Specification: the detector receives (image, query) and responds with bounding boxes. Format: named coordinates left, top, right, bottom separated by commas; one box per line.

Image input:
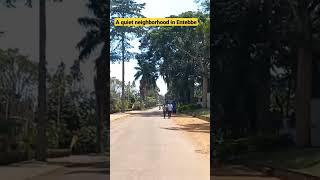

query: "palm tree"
left=77, top=0, right=109, bottom=153
left=35, top=0, right=47, bottom=161
left=134, top=58, right=158, bottom=101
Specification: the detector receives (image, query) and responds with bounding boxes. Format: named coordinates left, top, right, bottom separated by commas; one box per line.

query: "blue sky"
left=110, top=0, right=199, bottom=96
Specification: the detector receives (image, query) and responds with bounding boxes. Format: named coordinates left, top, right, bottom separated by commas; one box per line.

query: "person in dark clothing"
left=172, top=101, right=176, bottom=114
left=163, top=104, right=167, bottom=119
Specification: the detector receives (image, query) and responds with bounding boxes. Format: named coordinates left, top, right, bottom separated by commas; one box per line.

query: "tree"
left=282, top=0, right=320, bottom=147
left=0, top=49, right=37, bottom=120
left=142, top=12, right=209, bottom=105
left=3, top=0, right=63, bottom=161
left=211, top=0, right=287, bottom=135
left=134, top=53, right=159, bottom=101
left=173, top=14, right=210, bottom=107
left=47, top=62, right=73, bottom=147
left=78, top=0, right=109, bottom=153
left=211, top=0, right=320, bottom=146
left=111, top=0, right=145, bottom=112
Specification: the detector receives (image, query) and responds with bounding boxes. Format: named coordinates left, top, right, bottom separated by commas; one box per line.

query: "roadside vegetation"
left=212, top=0, right=320, bottom=176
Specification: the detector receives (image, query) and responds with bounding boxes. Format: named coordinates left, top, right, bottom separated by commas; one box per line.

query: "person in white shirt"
left=167, top=103, right=173, bottom=118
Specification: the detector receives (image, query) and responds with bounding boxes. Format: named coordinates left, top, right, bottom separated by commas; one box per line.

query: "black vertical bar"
left=210, top=0, right=214, bottom=178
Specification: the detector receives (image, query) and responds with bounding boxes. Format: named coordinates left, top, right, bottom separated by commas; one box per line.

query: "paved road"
left=213, top=165, right=281, bottom=180
left=111, top=108, right=210, bottom=180
left=29, top=108, right=280, bottom=180
left=30, top=155, right=108, bottom=180
left=31, top=165, right=108, bottom=180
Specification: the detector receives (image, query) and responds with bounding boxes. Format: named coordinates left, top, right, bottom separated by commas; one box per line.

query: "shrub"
left=72, top=126, right=97, bottom=154
left=177, top=104, right=202, bottom=113
left=111, top=100, right=121, bottom=113
left=132, top=101, right=143, bottom=110
left=145, top=97, right=157, bottom=108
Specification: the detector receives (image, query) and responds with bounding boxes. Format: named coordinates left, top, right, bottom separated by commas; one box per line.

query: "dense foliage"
left=212, top=0, right=320, bottom=150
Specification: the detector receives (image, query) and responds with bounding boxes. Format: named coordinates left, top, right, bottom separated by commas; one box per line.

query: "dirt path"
left=172, top=114, right=210, bottom=159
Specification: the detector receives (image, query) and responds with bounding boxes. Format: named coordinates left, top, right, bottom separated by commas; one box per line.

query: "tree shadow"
left=161, top=123, right=210, bottom=133
left=64, top=169, right=108, bottom=175
left=64, top=161, right=108, bottom=168
left=212, top=165, right=275, bottom=178
left=127, top=111, right=164, bottom=117
left=63, top=161, right=109, bottom=175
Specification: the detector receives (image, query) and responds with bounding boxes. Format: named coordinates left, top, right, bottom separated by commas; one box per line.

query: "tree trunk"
left=295, top=0, right=313, bottom=146
left=94, top=61, right=107, bottom=153
left=296, top=47, right=312, bottom=147
left=202, top=76, right=208, bottom=108
left=256, top=84, right=270, bottom=132
left=190, top=78, right=194, bottom=103
left=121, top=32, right=125, bottom=113
left=36, top=0, right=47, bottom=161
left=57, top=84, right=61, bottom=146
left=5, top=96, right=9, bottom=121
left=286, top=74, right=292, bottom=117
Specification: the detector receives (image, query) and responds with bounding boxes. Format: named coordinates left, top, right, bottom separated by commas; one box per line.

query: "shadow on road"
left=64, top=169, right=108, bottom=175
left=129, top=110, right=176, bottom=118
left=47, top=156, right=110, bottom=175
left=64, top=162, right=108, bottom=168
left=161, top=123, right=210, bottom=133
left=211, top=165, right=280, bottom=179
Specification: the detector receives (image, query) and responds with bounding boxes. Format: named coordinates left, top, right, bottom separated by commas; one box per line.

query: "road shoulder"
left=0, top=160, right=63, bottom=180
left=172, top=114, right=210, bottom=160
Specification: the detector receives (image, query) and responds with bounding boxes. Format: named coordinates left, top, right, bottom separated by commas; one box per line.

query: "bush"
left=132, top=101, right=143, bottom=110
left=72, top=126, right=97, bottom=154
left=247, top=134, right=289, bottom=151
left=218, top=140, right=250, bottom=161
left=111, top=100, right=132, bottom=113
left=216, top=134, right=291, bottom=161
left=145, top=97, right=157, bottom=108
left=111, top=99, right=121, bottom=113
left=177, top=104, right=202, bottom=112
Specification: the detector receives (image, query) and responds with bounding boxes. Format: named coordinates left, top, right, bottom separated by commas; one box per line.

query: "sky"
left=0, top=0, right=95, bottom=91
left=110, top=0, right=199, bottom=96
left=0, top=0, right=199, bottom=95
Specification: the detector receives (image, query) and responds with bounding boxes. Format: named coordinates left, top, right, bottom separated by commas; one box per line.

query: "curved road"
left=111, top=108, right=210, bottom=180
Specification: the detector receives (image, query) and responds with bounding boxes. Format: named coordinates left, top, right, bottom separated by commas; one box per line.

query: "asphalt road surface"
left=111, top=108, right=210, bottom=180
left=30, top=156, right=108, bottom=180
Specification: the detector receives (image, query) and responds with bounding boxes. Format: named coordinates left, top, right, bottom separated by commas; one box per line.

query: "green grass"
left=187, top=108, right=210, bottom=120
left=191, top=108, right=210, bottom=116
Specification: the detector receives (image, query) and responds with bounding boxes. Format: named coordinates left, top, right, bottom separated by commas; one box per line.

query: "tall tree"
left=134, top=53, right=159, bottom=101
left=144, top=12, right=209, bottom=105
left=288, top=0, right=320, bottom=146
left=111, top=0, right=145, bottom=112
left=2, top=0, right=63, bottom=161
left=36, top=0, right=47, bottom=161
left=0, top=49, right=37, bottom=120
left=77, top=0, right=109, bottom=153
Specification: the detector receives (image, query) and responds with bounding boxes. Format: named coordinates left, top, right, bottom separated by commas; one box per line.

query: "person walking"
left=163, top=104, right=167, bottom=119
left=167, top=103, right=173, bottom=119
